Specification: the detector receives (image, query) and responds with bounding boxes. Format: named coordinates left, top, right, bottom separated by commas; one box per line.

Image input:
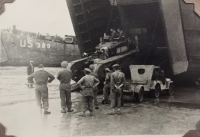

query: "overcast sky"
left=0, top=0, right=75, bottom=37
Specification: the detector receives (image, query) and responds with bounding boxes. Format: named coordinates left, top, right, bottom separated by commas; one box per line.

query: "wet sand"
left=0, top=67, right=200, bottom=137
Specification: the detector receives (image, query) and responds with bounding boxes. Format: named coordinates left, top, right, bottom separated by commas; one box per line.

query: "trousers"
left=82, top=96, right=94, bottom=112
left=59, top=83, right=72, bottom=110
left=93, top=89, right=98, bottom=107
left=103, top=83, right=110, bottom=102
left=35, top=84, right=49, bottom=110
left=110, top=90, right=122, bottom=109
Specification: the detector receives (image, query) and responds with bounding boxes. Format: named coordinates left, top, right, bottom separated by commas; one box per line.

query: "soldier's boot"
left=89, top=111, right=93, bottom=116
left=107, top=109, right=115, bottom=115
left=78, top=111, right=86, bottom=117
left=116, top=108, right=121, bottom=115
left=61, top=109, right=66, bottom=113
left=44, top=111, right=51, bottom=114
left=67, top=109, right=74, bottom=112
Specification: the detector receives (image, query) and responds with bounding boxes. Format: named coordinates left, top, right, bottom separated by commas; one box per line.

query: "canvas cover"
left=129, top=65, right=155, bottom=82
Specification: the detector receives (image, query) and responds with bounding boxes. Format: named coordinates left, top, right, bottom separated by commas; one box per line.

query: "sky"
left=0, top=0, right=75, bottom=37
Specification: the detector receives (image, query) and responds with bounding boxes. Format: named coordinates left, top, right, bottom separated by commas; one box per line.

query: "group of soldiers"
left=108, top=28, right=124, bottom=41
left=27, top=60, right=125, bottom=116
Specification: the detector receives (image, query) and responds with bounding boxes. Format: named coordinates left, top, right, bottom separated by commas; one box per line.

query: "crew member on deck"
left=110, top=28, right=117, bottom=41
left=117, top=28, right=124, bottom=40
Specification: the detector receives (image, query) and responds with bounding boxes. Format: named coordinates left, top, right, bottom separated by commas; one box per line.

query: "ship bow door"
left=160, top=0, right=188, bottom=75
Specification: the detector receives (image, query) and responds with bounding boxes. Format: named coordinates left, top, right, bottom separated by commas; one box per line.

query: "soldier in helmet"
left=77, top=68, right=100, bottom=116
left=57, top=61, right=74, bottom=113
left=108, top=64, right=125, bottom=115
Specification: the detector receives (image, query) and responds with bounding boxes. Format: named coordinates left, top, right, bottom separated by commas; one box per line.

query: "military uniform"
left=28, top=68, right=55, bottom=113
left=110, top=30, right=117, bottom=41
left=27, top=61, right=34, bottom=88
left=89, top=71, right=99, bottom=109
left=103, top=69, right=111, bottom=104
left=109, top=64, right=125, bottom=114
left=77, top=68, right=100, bottom=115
left=57, top=68, right=73, bottom=112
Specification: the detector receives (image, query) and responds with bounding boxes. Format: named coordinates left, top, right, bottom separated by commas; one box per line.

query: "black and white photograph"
left=0, top=0, right=200, bottom=137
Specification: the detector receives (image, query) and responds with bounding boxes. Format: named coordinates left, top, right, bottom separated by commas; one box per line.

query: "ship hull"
left=0, top=31, right=81, bottom=66
left=66, top=0, right=200, bottom=85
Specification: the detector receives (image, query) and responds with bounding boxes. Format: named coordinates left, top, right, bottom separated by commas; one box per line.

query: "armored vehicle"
left=66, top=0, right=200, bottom=86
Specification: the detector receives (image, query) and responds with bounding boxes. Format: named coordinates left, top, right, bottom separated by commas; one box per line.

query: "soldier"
left=102, top=68, right=111, bottom=104
left=77, top=68, right=100, bottom=116
left=117, top=28, right=124, bottom=40
left=27, top=64, right=55, bottom=114
left=89, top=64, right=99, bottom=109
left=110, top=28, right=117, bottom=41
left=108, top=64, right=125, bottom=115
left=27, top=61, right=34, bottom=88
left=57, top=61, right=74, bottom=113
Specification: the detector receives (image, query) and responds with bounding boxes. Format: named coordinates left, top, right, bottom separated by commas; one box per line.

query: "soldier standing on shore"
left=27, top=61, right=34, bottom=88
left=27, top=64, right=55, bottom=114
left=77, top=68, right=100, bottom=117
left=108, top=64, right=125, bottom=115
left=57, top=61, right=74, bottom=113
left=102, top=68, right=111, bottom=104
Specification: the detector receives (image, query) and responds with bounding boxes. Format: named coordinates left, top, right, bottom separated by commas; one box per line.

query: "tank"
left=0, top=29, right=81, bottom=66
left=66, top=0, right=200, bottom=85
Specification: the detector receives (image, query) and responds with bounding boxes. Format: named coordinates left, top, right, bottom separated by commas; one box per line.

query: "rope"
left=105, top=0, right=116, bottom=34
left=144, top=7, right=161, bottom=64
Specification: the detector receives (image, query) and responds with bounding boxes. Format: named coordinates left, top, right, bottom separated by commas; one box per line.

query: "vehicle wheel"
left=135, top=87, right=144, bottom=103
left=102, top=99, right=105, bottom=104
left=167, top=84, right=175, bottom=96
left=153, top=84, right=161, bottom=98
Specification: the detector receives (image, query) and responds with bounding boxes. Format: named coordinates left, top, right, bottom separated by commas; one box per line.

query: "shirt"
left=77, top=75, right=100, bottom=96
left=105, top=72, right=111, bottom=84
left=110, top=30, right=117, bottom=41
left=57, top=69, right=72, bottom=84
left=27, top=65, right=34, bottom=75
left=118, top=30, right=124, bottom=39
left=89, top=71, right=99, bottom=90
left=27, top=70, right=55, bottom=85
left=89, top=71, right=98, bottom=79
left=111, top=70, right=125, bottom=90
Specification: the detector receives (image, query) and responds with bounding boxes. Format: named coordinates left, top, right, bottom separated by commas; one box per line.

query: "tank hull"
left=0, top=30, right=81, bottom=66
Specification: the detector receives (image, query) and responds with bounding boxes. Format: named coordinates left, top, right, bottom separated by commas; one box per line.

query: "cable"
left=105, top=0, right=116, bottom=34
left=144, top=7, right=161, bottom=64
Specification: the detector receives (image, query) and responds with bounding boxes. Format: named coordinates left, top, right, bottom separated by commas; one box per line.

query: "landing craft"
left=0, top=29, right=81, bottom=66
left=66, top=0, right=200, bottom=86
